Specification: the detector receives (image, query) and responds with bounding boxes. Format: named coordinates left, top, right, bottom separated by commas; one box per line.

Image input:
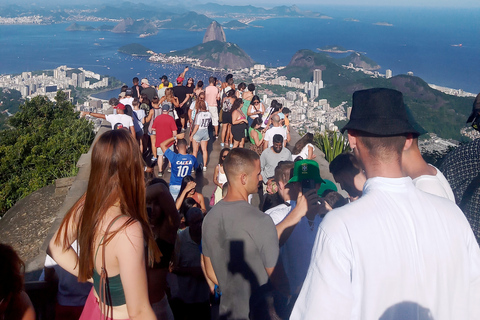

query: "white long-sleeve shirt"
left=292, top=177, right=480, bottom=320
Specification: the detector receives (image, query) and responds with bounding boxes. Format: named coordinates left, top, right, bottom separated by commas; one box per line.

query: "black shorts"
left=222, top=111, right=232, bottom=124
left=175, top=107, right=185, bottom=117
left=231, top=123, right=247, bottom=141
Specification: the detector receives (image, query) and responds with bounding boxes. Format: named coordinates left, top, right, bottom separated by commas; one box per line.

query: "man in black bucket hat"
left=292, top=88, right=480, bottom=320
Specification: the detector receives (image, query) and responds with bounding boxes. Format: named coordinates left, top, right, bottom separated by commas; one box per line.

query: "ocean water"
left=1, top=6, right=479, bottom=93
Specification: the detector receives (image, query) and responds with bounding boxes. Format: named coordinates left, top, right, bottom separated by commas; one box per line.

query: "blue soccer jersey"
left=165, top=149, right=198, bottom=186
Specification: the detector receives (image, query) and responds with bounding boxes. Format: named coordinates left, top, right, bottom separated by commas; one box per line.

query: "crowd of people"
left=2, top=69, right=480, bottom=320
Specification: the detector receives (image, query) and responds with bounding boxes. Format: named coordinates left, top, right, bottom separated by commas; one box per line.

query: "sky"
left=7, top=0, right=480, bottom=8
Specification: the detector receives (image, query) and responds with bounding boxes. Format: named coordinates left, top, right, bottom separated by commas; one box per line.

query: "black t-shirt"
left=173, top=85, right=189, bottom=105
left=185, top=85, right=194, bottom=95
left=131, top=85, right=142, bottom=98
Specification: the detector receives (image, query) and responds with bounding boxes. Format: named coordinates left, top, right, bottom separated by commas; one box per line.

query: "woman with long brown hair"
left=49, top=129, right=160, bottom=320
left=291, top=132, right=316, bottom=161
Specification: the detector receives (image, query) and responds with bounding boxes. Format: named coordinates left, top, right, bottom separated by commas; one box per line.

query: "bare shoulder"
left=121, top=219, right=143, bottom=239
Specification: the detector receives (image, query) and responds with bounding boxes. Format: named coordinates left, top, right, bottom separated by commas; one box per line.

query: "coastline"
left=89, top=85, right=123, bottom=101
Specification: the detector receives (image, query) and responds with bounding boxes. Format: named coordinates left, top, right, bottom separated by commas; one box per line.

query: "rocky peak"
left=203, top=21, right=226, bottom=43
left=112, top=17, right=134, bottom=33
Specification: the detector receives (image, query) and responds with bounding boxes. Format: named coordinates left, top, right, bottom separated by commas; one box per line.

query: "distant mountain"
left=66, top=23, right=95, bottom=31
left=167, top=40, right=255, bottom=70
left=279, top=49, right=369, bottom=84
left=112, top=18, right=157, bottom=35
left=160, top=11, right=213, bottom=30
left=203, top=21, right=226, bottom=43
left=337, top=52, right=380, bottom=71
left=192, top=3, right=268, bottom=15
left=280, top=50, right=473, bottom=140
left=92, top=3, right=175, bottom=20
left=97, top=24, right=114, bottom=31
left=118, top=43, right=152, bottom=56
left=192, top=3, right=323, bottom=18
left=223, top=20, right=248, bottom=29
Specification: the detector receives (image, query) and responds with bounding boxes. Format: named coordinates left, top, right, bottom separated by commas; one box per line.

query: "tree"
left=0, top=91, right=95, bottom=216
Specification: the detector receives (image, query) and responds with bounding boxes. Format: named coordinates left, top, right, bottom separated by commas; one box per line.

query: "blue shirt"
left=165, top=149, right=198, bottom=186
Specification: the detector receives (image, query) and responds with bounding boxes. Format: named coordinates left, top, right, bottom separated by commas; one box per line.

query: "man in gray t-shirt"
left=202, top=148, right=279, bottom=319
left=261, top=134, right=292, bottom=183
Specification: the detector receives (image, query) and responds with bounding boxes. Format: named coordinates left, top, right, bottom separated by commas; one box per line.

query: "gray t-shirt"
left=202, top=200, right=279, bottom=319
left=260, top=147, right=292, bottom=183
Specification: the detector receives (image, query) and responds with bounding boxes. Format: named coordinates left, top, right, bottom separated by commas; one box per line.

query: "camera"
left=301, top=179, right=316, bottom=194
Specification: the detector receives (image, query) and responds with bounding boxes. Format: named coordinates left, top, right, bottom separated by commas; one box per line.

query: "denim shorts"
left=169, top=185, right=181, bottom=200
left=193, top=129, right=210, bottom=142
left=156, top=144, right=174, bottom=157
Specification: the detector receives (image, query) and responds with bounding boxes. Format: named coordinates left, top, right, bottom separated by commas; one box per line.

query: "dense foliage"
left=0, top=88, right=23, bottom=114
left=0, top=91, right=95, bottom=217
left=118, top=43, right=152, bottom=56
left=0, top=88, right=24, bottom=130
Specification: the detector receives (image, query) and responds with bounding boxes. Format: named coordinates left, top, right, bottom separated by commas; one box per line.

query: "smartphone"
left=302, top=179, right=316, bottom=194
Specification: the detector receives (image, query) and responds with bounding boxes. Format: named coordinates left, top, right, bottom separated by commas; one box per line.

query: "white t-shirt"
left=291, top=177, right=480, bottom=320
left=248, top=102, right=265, bottom=119
left=132, top=109, right=145, bottom=132
left=105, top=114, right=134, bottom=130
left=263, top=126, right=287, bottom=148
left=413, top=164, right=456, bottom=202
left=291, top=143, right=314, bottom=161
left=119, top=97, right=134, bottom=106
left=195, top=111, right=212, bottom=130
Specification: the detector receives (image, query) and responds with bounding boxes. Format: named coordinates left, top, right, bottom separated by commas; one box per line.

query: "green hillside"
left=118, top=43, right=152, bottom=56
left=167, top=40, right=254, bottom=69
left=279, top=49, right=370, bottom=84
left=280, top=49, right=473, bottom=141
left=161, top=11, right=213, bottom=30
left=223, top=20, right=248, bottom=29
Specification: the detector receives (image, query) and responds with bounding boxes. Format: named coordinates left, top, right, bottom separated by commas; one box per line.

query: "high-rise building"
left=20, top=85, right=29, bottom=97
left=386, top=69, right=393, bottom=79
left=78, top=72, right=86, bottom=88
left=71, top=73, right=78, bottom=87
left=313, top=69, right=322, bottom=85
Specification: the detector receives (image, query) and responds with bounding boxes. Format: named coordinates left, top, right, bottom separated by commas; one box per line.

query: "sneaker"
left=229, top=144, right=233, bottom=148
left=203, top=166, right=207, bottom=172
left=158, top=172, right=163, bottom=177
left=181, top=128, right=186, bottom=133
left=220, top=142, right=225, bottom=147
left=151, top=156, right=157, bottom=162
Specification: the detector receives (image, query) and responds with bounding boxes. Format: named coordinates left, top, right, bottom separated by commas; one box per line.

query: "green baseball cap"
left=288, top=160, right=325, bottom=184
left=317, top=179, right=338, bottom=196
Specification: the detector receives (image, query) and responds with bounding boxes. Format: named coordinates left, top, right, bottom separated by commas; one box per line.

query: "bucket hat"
left=341, top=88, right=419, bottom=136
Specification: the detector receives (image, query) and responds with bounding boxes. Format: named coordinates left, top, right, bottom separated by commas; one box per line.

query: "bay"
left=0, top=6, right=479, bottom=93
